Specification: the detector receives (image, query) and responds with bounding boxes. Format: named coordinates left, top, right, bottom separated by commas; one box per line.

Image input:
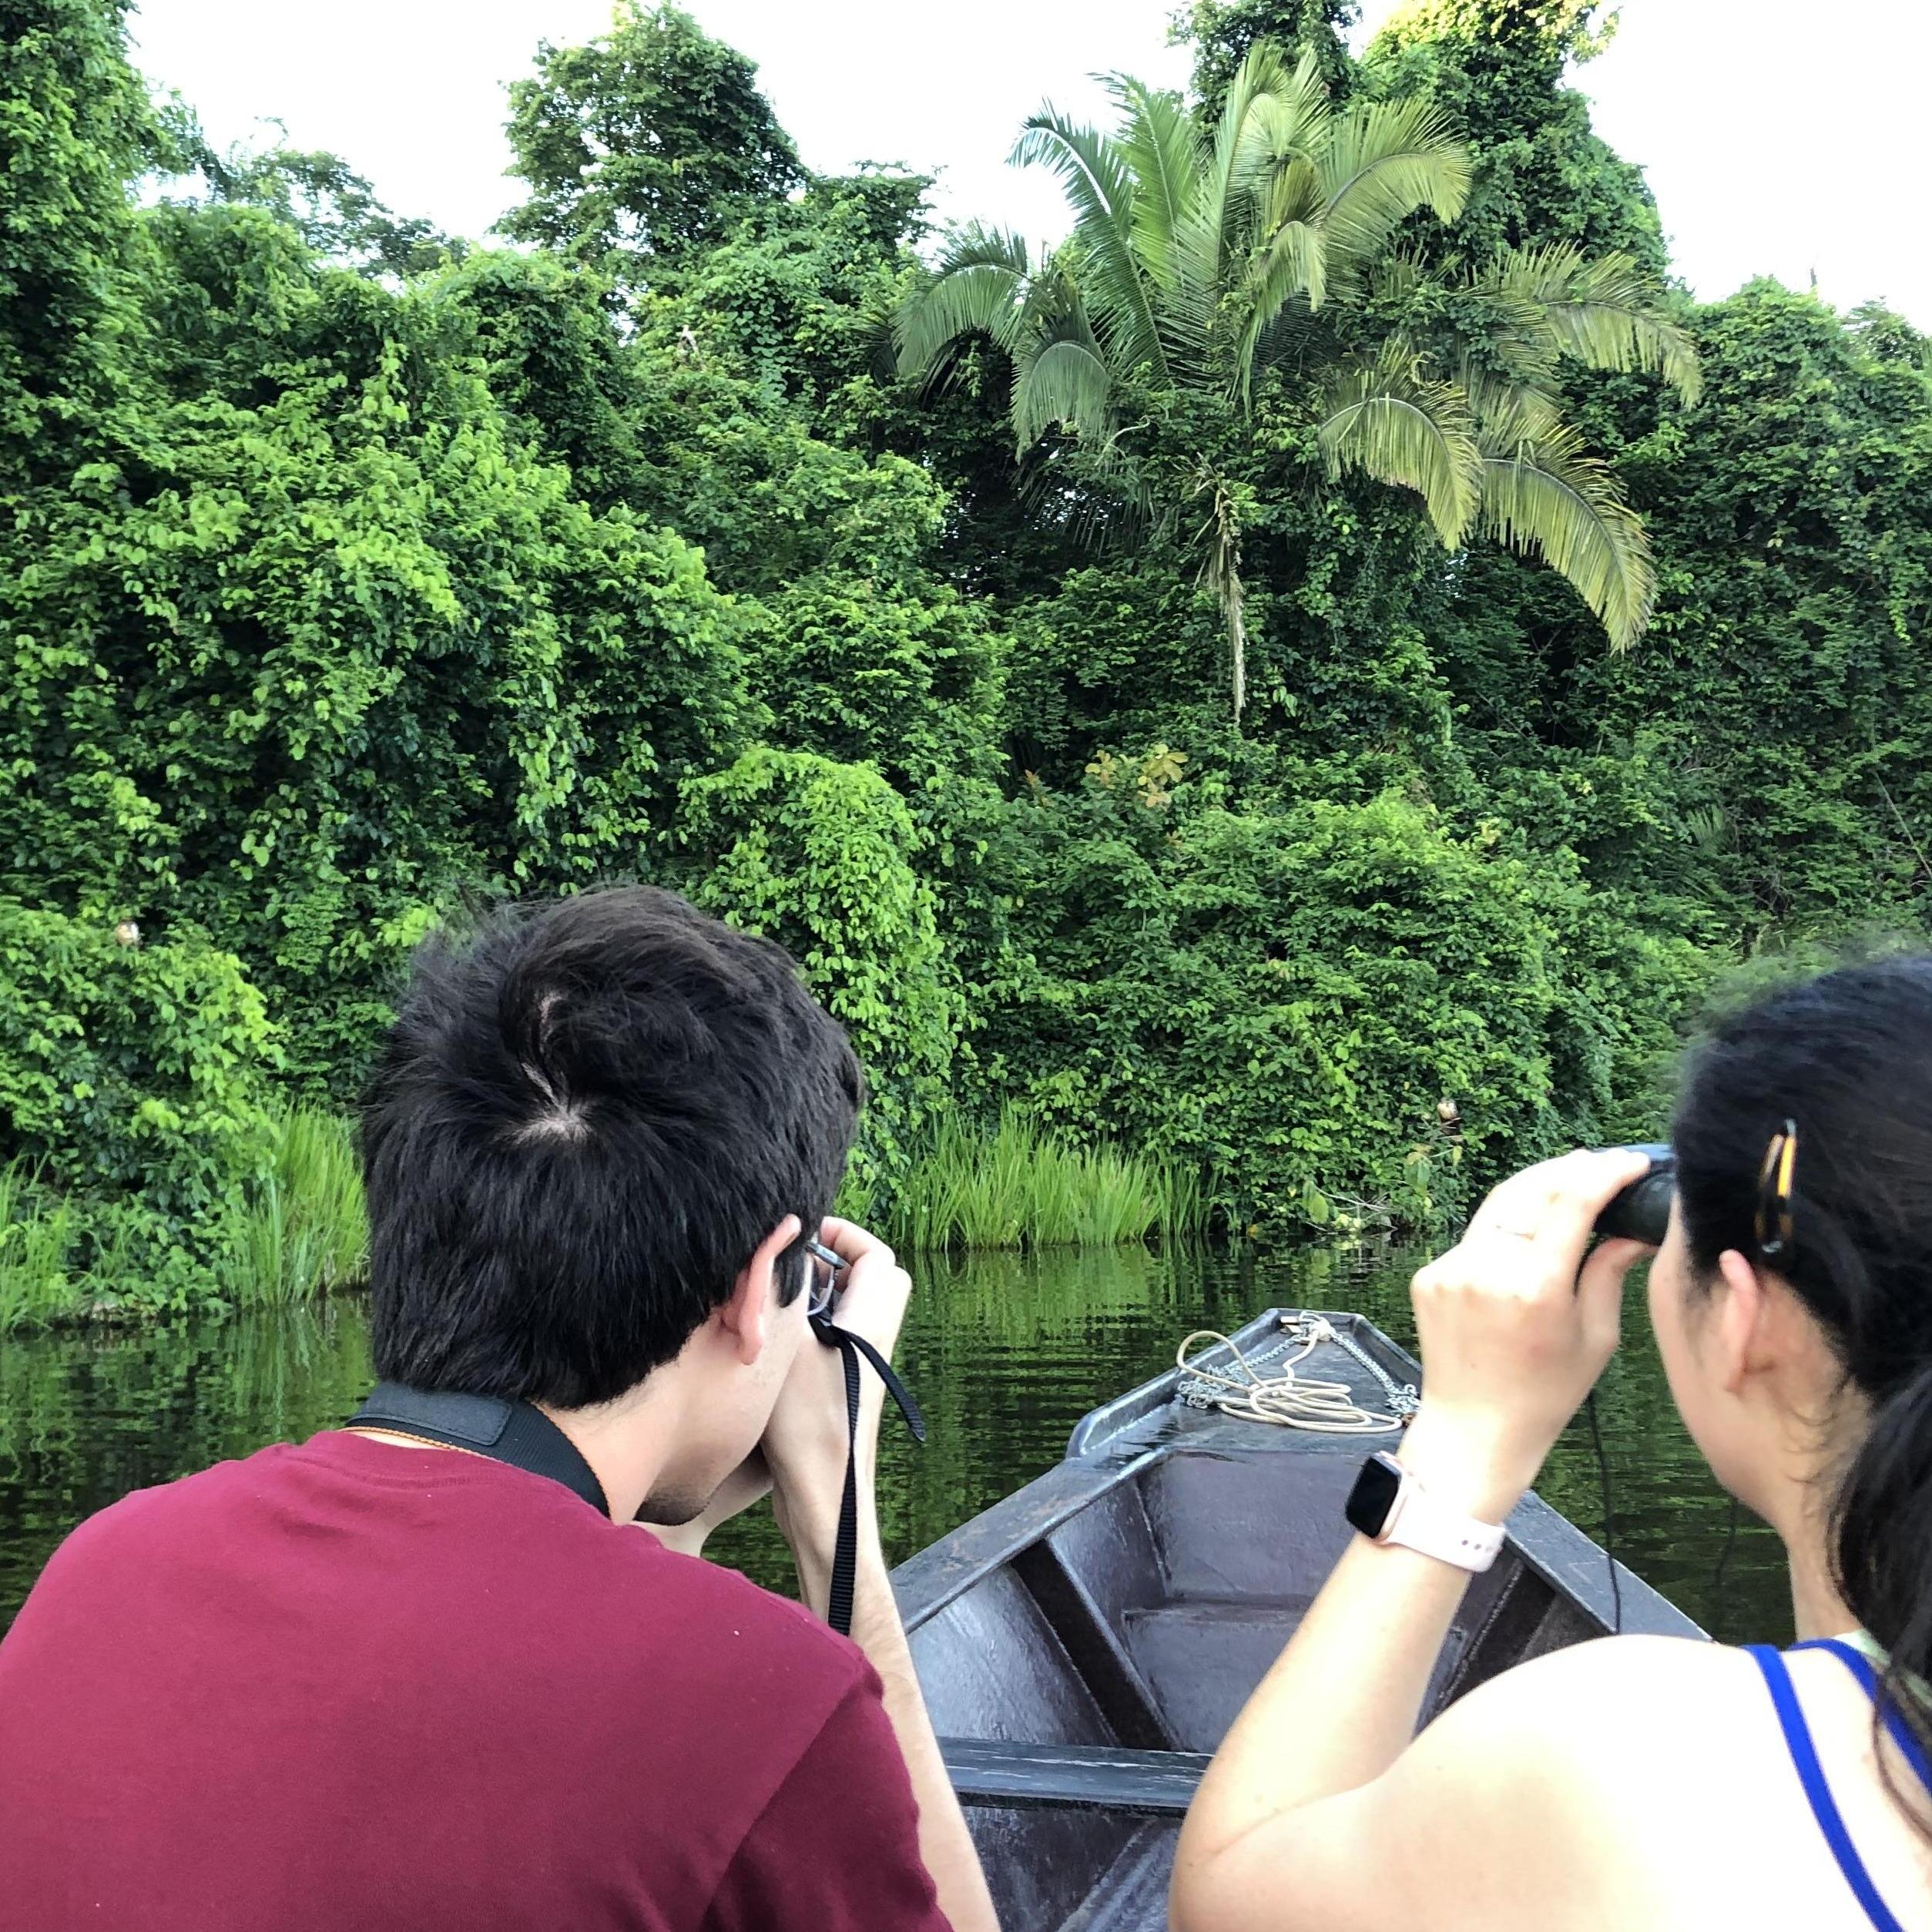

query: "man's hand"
left=760, top=1218, right=913, bottom=1608
left=633, top=1450, right=772, bottom=1558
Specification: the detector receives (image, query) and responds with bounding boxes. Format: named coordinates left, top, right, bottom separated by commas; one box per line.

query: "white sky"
left=127, top=0, right=1930, bottom=327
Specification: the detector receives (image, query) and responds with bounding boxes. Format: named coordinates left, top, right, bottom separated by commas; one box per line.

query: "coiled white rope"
left=1175, top=1317, right=1411, bottom=1434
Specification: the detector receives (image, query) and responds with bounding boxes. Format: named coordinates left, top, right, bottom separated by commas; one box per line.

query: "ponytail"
left=1834, top=1361, right=1932, bottom=1780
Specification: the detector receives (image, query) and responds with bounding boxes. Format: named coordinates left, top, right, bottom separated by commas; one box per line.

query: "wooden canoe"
left=891, top=1307, right=1702, bottom=1932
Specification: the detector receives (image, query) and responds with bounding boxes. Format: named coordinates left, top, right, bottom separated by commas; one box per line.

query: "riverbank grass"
left=887, top=1110, right=1210, bottom=1252
left=3, top=1104, right=1203, bottom=1331
left=0, top=1106, right=369, bottom=1332
left=215, top=1106, right=368, bottom=1309
left=0, top=1166, right=81, bottom=1330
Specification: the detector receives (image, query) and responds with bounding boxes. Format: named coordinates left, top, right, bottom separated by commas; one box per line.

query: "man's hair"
left=361, top=887, right=863, bottom=1407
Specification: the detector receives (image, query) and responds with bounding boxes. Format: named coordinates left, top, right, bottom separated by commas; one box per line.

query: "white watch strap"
left=1379, top=1474, right=1505, bottom=1573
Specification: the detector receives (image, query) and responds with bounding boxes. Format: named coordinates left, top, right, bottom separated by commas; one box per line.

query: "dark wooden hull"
left=891, top=1308, right=1702, bottom=1932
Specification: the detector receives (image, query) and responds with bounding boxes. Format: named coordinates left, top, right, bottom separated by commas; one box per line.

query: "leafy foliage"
left=501, top=2, right=802, bottom=269
left=0, top=0, right=150, bottom=471
left=0, top=903, right=276, bottom=1236
left=1, top=205, right=754, bottom=1088
left=975, top=776, right=1706, bottom=1229
left=3, top=0, right=1930, bottom=1312
left=674, top=750, right=963, bottom=1181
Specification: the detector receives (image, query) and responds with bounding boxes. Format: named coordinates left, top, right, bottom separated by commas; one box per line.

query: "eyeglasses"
left=803, top=1238, right=847, bottom=1320
left=1756, top=1118, right=1799, bottom=1262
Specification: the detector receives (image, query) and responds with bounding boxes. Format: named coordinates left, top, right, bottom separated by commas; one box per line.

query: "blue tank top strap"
left=1792, top=1638, right=1932, bottom=1795
left=1746, top=1643, right=1909, bottom=1932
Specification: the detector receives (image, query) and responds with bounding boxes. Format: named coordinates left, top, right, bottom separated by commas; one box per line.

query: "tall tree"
left=1180, top=0, right=1359, bottom=114
left=896, top=41, right=1696, bottom=719
left=184, top=135, right=467, bottom=282
left=0, top=0, right=150, bottom=478
left=500, top=2, right=802, bottom=272
left=1362, top=0, right=1664, bottom=270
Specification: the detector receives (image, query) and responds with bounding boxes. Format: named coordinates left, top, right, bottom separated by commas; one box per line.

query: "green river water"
left=0, top=1243, right=1793, bottom=1644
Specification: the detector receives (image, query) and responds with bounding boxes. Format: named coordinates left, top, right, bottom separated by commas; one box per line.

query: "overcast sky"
left=127, top=0, right=1930, bottom=327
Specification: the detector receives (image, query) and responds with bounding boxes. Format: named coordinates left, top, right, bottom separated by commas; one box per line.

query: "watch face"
left=1345, top=1453, right=1404, bottom=1539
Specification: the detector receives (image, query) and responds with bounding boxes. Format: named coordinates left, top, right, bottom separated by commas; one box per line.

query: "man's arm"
left=763, top=1220, right=1000, bottom=1932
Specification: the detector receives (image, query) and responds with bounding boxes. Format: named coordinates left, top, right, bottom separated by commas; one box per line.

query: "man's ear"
left=1712, top=1247, right=1767, bottom=1396
left=716, top=1216, right=800, bottom=1367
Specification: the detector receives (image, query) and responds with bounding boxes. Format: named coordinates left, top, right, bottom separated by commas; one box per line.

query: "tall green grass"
left=7, top=1102, right=1200, bottom=1327
left=0, top=1164, right=81, bottom=1330
left=216, top=1105, right=368, bottom=1309
left=884, top=1109, right=1212, bottom=1253
left=2, top=1105, right=371, bottom=1332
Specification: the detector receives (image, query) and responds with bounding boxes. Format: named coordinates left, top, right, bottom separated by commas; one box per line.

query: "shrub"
left=674, top=748, right=962, bottom=1182
left=0, top=902, right=277, bottom=1225
left=979, top=781, right=1709, bottom=1232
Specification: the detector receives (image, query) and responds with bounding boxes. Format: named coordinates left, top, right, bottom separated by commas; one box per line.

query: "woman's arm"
left=1171, top=1147, right=1654, bottom=1932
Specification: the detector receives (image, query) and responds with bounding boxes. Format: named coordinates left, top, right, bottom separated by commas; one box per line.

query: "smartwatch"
left=1343, top=1451, right=1505, bottom=1573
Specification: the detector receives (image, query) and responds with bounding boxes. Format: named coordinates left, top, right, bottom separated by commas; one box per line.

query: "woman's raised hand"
left=1397, top=1148, right=1657, bottom=1521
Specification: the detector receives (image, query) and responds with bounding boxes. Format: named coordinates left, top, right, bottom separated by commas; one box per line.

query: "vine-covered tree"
left=500, top=2, right=802, bottom=270
left=180, top=134, right=468, bottom=280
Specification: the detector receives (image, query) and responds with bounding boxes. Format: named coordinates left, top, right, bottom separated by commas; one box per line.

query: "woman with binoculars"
left=1173, top=954, right=1932, bottom=1932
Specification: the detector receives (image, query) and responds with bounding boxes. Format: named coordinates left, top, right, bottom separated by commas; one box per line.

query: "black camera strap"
left=349, top=1335, right=925, bottom=1639
left=347, top=1383, right=610, bottom=1517
left=810, top=1313, right=926, bottom=1637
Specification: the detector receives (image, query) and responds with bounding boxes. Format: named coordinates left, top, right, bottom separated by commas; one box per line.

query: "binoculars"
left=1594, top=1143, right=1675, bottom=1245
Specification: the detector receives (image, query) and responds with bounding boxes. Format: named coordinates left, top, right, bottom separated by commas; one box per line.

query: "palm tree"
left=896, top=42, right=1699, bottom=720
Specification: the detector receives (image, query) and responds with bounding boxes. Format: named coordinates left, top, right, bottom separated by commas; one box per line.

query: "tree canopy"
left=500, top=1, right=803, bottom=269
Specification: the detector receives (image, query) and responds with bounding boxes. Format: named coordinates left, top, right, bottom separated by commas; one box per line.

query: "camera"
left=1594, top=1143, right=1675, bottom=1245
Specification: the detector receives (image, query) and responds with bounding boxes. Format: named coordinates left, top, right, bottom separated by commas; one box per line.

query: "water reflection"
left=0, top=1245, right=1791, bottom=1644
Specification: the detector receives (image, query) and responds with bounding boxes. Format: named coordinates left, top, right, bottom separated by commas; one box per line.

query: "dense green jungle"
left=3, top=0, right=1930, bottom=1324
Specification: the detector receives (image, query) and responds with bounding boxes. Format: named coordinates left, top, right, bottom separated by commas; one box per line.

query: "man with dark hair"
left=0, top=887, right=999, bottom=1932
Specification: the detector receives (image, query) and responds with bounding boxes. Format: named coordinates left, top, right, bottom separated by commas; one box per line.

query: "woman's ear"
left=717, top=1215, right=800, bottom=1366
left=1712, top=1247, right=1767, bottom=1397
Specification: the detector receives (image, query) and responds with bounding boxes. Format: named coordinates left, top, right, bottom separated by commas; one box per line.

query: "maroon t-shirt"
left=0, top=1431, right=951, bottom=1931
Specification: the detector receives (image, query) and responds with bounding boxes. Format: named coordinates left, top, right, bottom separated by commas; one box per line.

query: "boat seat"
left=1119, top=1592, right=1316, bottom=1752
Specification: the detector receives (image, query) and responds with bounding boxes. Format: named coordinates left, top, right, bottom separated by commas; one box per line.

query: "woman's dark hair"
left=1674, top=953, right=1932, bottom=1805
left=361, top=886, right=863, bottom=1407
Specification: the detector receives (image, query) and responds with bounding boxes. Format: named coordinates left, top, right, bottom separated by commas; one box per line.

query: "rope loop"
left=1175, top=1317, right=1411, bottom=1434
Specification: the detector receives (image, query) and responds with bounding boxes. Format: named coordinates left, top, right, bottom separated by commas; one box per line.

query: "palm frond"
left=1193, top=39, right=1296, bottom=293
left=896, top=224, right=1043, bottom=379
left=1318, top=96, right=1472, bottom=279
left=1479, top=245, right=1702, bottom=403
left=1011, top=107, right=1169, bottom=386
left=1107, top=76, right=1202, bottom=295
left=1459, top=365, right=1565, bottom=447
left=1233, top=218, right=1325, bottom=404
left=1478, top=419, right=1657, bottom=649
left=931, top=222, right=1035, bottom=278
left=1109, top=75, right=1214, bottom=387
left=1233, top=45, right=1333, bottom=200
left=1011, top=310, right=1115, bottom=451
left=1319, top=343, right=1481, bottom=545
